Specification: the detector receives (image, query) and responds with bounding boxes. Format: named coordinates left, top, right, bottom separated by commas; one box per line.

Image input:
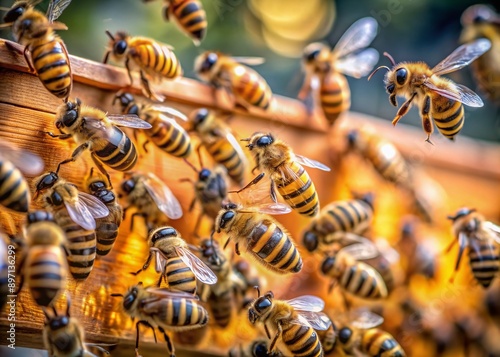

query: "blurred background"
left=0, top=0, right=498, bottom=142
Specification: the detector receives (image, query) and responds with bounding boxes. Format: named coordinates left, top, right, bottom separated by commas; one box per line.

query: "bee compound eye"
left=253, top=341, right=269, bottom=356
left=20, top=18, right=31, bottom=30
left=194, top=108, right=209, bottom=125
left=120, top=179, right=135, bottom=193
left=3, top=6, right=24, bottom=23
left=302, top=231, right=319, bottom=252
left=338, top=327, right=352, bottom=343
left=220, top=211, right=235, bottom=229
left=256, top=135, right=273, bottom=147
left=114, top=40, right=127, bottom=55
left=255, top=297, right=272, bottom=312
left=395, top=68, right=407, bottom=85
left=305, top=48, right=321, bottom=62
left=51, top=192, right=64, bottom=206
left=199, top=169, right=211, bottom=181
left=62, top=110, right=78, bottom=127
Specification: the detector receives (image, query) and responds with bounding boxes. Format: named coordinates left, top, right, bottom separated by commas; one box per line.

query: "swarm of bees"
left=0, top=1, right=499, bottom=357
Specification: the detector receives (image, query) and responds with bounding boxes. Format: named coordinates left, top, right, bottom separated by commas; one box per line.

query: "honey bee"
left=46, top=98, right=151, bottom=187
left=302, top=193, right=374, bottom=253
left=144, top=0, right=207, bottom=45
left=229, top=340, right=283, bottom=357
left=103, top=31, right=182, bottom=102
left=118, top=172, right=182, bottom=233
left=133, top=226, right=217, bottom=294
left=447, top=207, right=500, bottom=288
left=369, top=39, right=491, bottom=143
left=194, top=51, right=273, bottom=111
left=213, top=202, right=303, bottom=275
left=0, top=139, right=44, bottom=213
left=113, top=91, right=192, bottom=159
left=242, top=132, right=330, bottom=217
left=83, top=167, right=123, bottom=256
left=188, top=108, right=247, bottom=186
left=34, top=172, right=109, bottom=280
left=299, top=17, right=379, bottom=125
left=1, top=0, right=73, bottom=101
left=247, top=288, right=331, bottom=357
left=17, top=210, right=67, bottom=307
left=315, top=314, right=337, bottom=355
left=461, top=5, right=500, bottom=104
left=111, top=284, right=209, bottom=357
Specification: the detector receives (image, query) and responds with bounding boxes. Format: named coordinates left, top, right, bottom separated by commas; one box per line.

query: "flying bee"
left=133, top=226, right=217, bottom=294
left=302, top=193, right=374, bottom=253
left=103, top=31, right=182, bottom=102
left=0, top=139, right=44, bottom=213
left=82, top=167, right=123, bottom=256
left=299, top=17, right=379, bottom=126
left=229, top=340, right=283, bottom=357
left=34, top=172, right=109, bottom=280
left=368, top=39, right=491, bottom=143
left=188, top=108, right=247, bottom=186
left=118, top=172, right=182, bottom=233
left=242, top=132, right=330, bottom=217
left=1, top=0, right=73, bottom=102
left=247, top=288, right=331, bottom=357
left=17, top=210, right=67, bottom=307
left=113, top=91, right=192, bottom=159
left=460, top=5, right=500, bottom=104
left=446, top=207, right=500, bottom=288
left=213, top=201, right=303, bottom=275
left=143, top=0, right=207, bottom=45
left=46, top=98, right=151, bottom=187
left=194, top=51, right=273, bottom=111
left=111, top=284, right=209, bottom=357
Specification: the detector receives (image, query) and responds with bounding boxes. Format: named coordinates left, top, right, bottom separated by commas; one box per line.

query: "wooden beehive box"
left=0, top=37, right=499, bottom=356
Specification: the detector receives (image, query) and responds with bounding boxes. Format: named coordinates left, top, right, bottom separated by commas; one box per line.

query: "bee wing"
left=0, top=141, right=44, bottom=176
left=254, top=203, right=292, bottom=215
left=295, top=311, right=332, bottom=331
left=483, top=221, right=500, bottom=244
left=151, top=248, right=167, bottom=273
left=106, top=114, right=153, bottom=129
left=374, top=238, right=400, bottom=264
left=294, top=154, right=331, bottom=171
left=64, top=197, right=97, bottom=231
left=230, top=57, right=266, bottom=66
left=175, top=246, right=218, bottom=284
left=334, top=48, right=379, bottom=78
left=286, top=295, right=325, bottom=312
left=144, top=286, right=200, bottom=300
left=223, top=127, right=248, bottom=169
left=424, top=81, right=484, bottom=107
left=431, top=38, right=491, bottom=76
left=151, top=107, right=189, bottom=123
left=77, top=192, right=110, bottom=218
left=332, top=17, right=378, bottom=60
left=338, top=242, right=379, bottom=261
left=143, top=173, right=183, bottom=219
left=156, top=114, right=189, bottom=135
left=349, top=310, right=384, bottom=329
left=47, top=0, right=72, bottom=22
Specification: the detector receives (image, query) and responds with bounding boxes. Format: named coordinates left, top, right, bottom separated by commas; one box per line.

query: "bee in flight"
left=368, top=38, right=491, bottom=143
left=299, top=17, right=379, bottom=126
left=247, top=288, right=331, bottom=357
left=1, top=0, right=73, bottom=102
left=46, top=98, right=152, bottom=187
left=446, top=207, right=500, bottom=288
left=194, top=51, right=274, bottom=111
left=0, top=139, right=43, bottom=213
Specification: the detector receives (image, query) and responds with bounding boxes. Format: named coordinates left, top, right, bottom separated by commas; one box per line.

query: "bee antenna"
left=383, top=52, right=396, bottom=66
left=367, top=66, right=390, bottom=81
left=105, top=30, right=115, bottom=41
left=240, top=137, right=251, bottom=142
left=254, top=286, right=261, bottom=297
left=110, top=293, right=124, bottom=297
left=196, top=144, right=204, bottom=169
left=183, top=158, right=199, bottom=173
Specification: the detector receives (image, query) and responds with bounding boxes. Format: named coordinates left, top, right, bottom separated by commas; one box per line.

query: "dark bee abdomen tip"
left=192, top=29, right=206, bottom=40
left=293, top=260, right=303, bottom=273
left=7, top=199, right=29, bottom=213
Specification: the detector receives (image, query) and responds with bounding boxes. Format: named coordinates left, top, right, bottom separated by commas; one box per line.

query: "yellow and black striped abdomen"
left=431, top=94, right=464, bottom=140
left=339, top=262, right=388, bottom=299
left=320, top=72, right=350, bottom=126
left=276, top=161, right=318, bottom=217
left=95, top=218, right=119, bottom=256
left=361, top=328, right=406, bottom=357
left=205, top=139, right=245, bottom=185
left=165, top=256, right=197, bottom=294
left=93, top=126, right=137, bottom=172
left=155, top=297, right=208, bottom=330
left=131, top=41, right=182, bottom=79
left=169, top=0, right=207, bottom=42
left=282, top=323, right=323, bottom=357
left=0, top=159, right=29, bottom=212
left=146, top=116, right=192, bottom=158
left=231, top=65, right=272, bottom=110
left=30, top=35, right=72, bottom=100
left=207, top=290, right=233, bottom=328
left=468, top=239, right=500, bottom=288
left=321, top=199, right=373, bottom=239
left=368, top=140, right=409, bottom=185
left=26, top=246, right=66, bottom=307
left=246, top=218, right=302, bottom=274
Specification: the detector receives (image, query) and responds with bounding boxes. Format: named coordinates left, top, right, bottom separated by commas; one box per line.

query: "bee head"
left=105, top=31, right=128, bottom=56
left=150, top=226, right=177, bottom=245
left=35, top=171, right=59, bottom=193
left=447, top=207, right=475, bottom=221
left=113, top=92, right=139, bottom=115
left=251, top=340, right=272, bottom=357
left=217, top=208, right=236, bottom=231
left=122, top=286, right=139, bottom=311
left=56, top=99, right=81, bottom=129
left=248, top=289, right=274, bottom=324
left=245, top=133, right=273, bottom=150
left=119, top=176, right=136, bottom=197
left=302, top=230, right=319, bottom=253
left=461, top=5, right=495, bottom=26
left=321, top=255, right=336, bottom=275
left=196, top=52, right=218, bottom=74
left=338, top=327, right=353, bottom=344
left=47, top=314, right=70, bottom=331
left=190, top=108, right=210, bottom=130
left=3, top=2, right=27, bottom=23
left=199, top=168, right=211, bottom=182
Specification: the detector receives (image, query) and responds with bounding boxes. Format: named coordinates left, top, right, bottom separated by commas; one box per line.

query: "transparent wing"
left=349, top=310, right=384, bottom=329
left=157, top=114, right=190, bottom=135
left=64, top=198, right=97, bottom=231
left=424, top=81, right=484, bottom=107
left=431, top=38, right=492, bottom=76
left=286, top=295, right=325, bottom=312
left=77, top=192, right=110, bottom=218
left=144, top=173, right=183, bottom=219
left=151, top=248, right=167, bottom=273
left=338, top=242, right=379, bottom=261
left=332, top=17, right=378, bottom=60
left=374, top=238, right=400, bottom=264
left=294, top=154, right=331, bottom=171
left=145, top=286, right=199, bottom=300
left=175, top=246, right=218, bottom=284
left=483, top=221, right=500, bottom=244
left=295, top=311, right=332, bottom=331
left=334, top=48, right=379, bottom=78
left=231, top=57, right=266, bottom=66
left=47, top=0, right=72, bottom=22
left=151, top=107, right=188, bottom=123
left=224, top=128, right=248, bottom=169
left=107, top=114, right=153, bottom=129
left=253, top=203, right=292, bottom=215
left=0, top=141, right=44, bottom=176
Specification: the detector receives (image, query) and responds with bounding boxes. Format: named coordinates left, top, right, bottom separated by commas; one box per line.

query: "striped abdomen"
left=366, top=140, right=409, bottom=185
left=130, top=40, right=182, bottom=79
left=0, top=160, right=29, bottom=212
left=26, top=246, right=66, bottom=307
left=338, top=262, right=388, bottom=299
left=282, top=323, right=323, bottom=357
left=95, top=218, right=119, bottom=256
left=276, top=161, right=318, bottom=217
left=246, top=218, right=302, bottom=274
left=166, top=256, right=197, bottom=294
left=207, top=290, right=233, bottom=328
left=153, top=297, right=208, bottom=331
left=30, top=35, right=72, bottom=100
left=54, top=209, right=96, bottom=280
left=92, top=126, right=137, bottom=172
left=145, top=114, right=192, bottom=158
left=204, top=139, right=245, bottom=185
left=469, top=239, right=500, bottom=288
left=168, top=0, right=207, bottom=42
left=229, top=64, right=272, bottom=110
left=361, top=328, right=406, bottom=357
left=431, top=94, right=464, bottom=140
left=320, top=72, right=350, bottom=126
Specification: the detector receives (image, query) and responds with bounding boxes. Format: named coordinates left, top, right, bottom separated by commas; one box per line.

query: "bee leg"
left=450, top=232, right=468, bottom=283
left=393, top=92, right=416, bottom=126
left=421, top=95, right=434, bottom=145
left=235, top=242, right=241, bottom=255
left=45, top=132, right=72, bottom=139
left=56, top=142, right=90, bottom=174
left=130, top=212, right=146, bottom=232
left=22, top=46, right=35, bottom=73
left=132, top=251, right=153, bottom=275
left=268, top=322, right=283, bottom=353
left=229, top=173, right=265, bottom=194
left=90, top=156, right=113, bottom=190
left=270, top=180, right=278, bottom=203
left=158, top=326, right=175, bottom=357
left=142, top=140, right=150, bottom=154
left=124, top=57, right=134, bottom=86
